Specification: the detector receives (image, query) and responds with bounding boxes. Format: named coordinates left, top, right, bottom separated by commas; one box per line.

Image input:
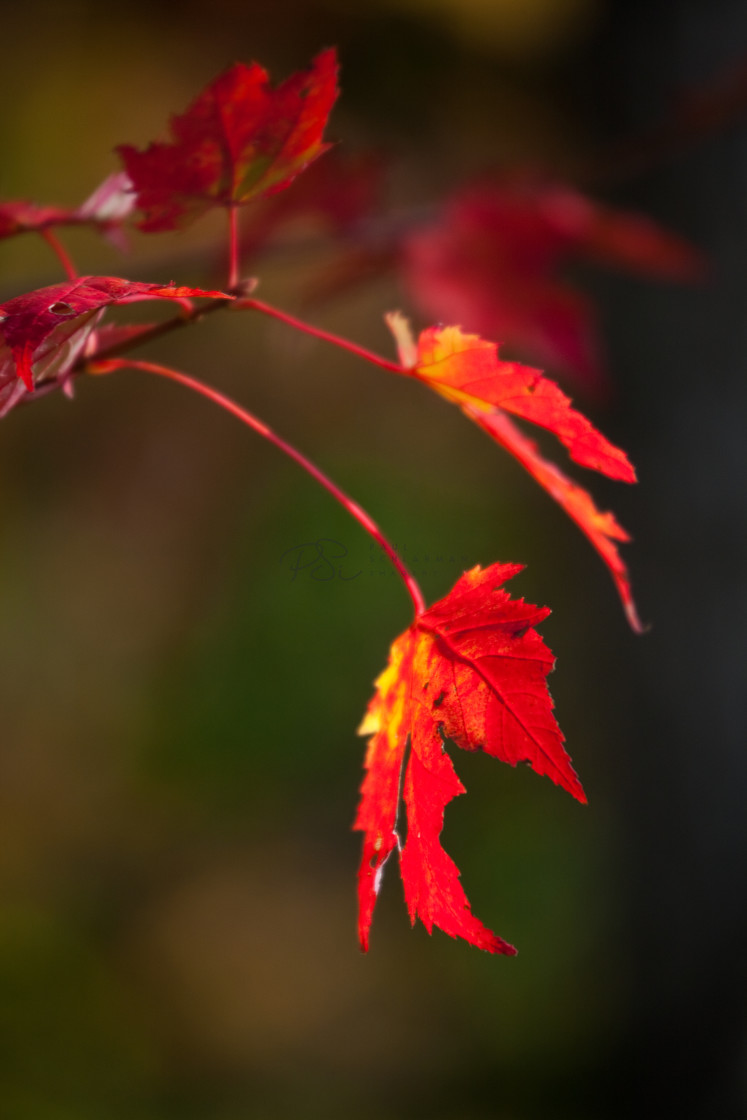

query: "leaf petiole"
left=235, top=297, right=404, bottom=375
left=39, top=228, right=78, bottom=281
left=227, top=204, right=240, bottom=290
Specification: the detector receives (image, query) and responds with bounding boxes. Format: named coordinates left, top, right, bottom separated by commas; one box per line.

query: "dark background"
left=0, top=1, right=745, bottom=1117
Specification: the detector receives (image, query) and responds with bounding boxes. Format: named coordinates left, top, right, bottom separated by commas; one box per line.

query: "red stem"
left=92, top=357, right=426, bottom=618
left=40, top=228, right=77, bottom=281
left=237, top=297, right=404, bottom=375
left=227, top=204, right=240, bottom=290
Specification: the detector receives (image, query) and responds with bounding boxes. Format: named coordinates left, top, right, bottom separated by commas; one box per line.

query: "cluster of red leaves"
left=353, top=318, right=640, bottom=952
left=0, top=50, right=339, bottom=404
left=0, top=278, right=227, bottom=414
left=0, top=49, right=651, bottom=954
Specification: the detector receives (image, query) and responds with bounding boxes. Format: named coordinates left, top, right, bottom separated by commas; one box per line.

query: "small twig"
left=90, top=357, right=426, bottom=618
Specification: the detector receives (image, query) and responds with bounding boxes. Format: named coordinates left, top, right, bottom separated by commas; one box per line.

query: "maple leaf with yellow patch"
left=387, top=315, right=641, bottom=630
left=355, top=561, right=584, bottom=954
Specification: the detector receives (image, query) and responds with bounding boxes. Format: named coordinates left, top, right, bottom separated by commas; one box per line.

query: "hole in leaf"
left=394, top=736, right=412, bottom=846
left=48, top=302, right=76, bottom=317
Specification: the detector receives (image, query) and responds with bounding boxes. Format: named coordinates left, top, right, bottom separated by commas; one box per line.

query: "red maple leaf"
left=402, top=177, right=702, bottom=392
left=391, top=316, right=635, bottom=480
left=387, top=315, right=641, bottom=627
left=355, top=561, right=583, bottom=954
left=472, top=410, right=640, bottom=631
left=118, top=50, right=339, bottom=232
left=0, top=276, right=228, bottom=402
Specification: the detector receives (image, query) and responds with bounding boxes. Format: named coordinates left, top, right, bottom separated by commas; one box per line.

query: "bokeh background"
left=0, top=1, right=745, bottom=1117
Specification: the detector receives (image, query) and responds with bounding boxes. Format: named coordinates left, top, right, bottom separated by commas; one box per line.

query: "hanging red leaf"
left=402, top=178, right=702, bottom=392
left=471, top=410, right=641, bottom=631
left=391, top=316, right=635, bottom=481
left=386, top=314, right=640, bottom=626
left=0, top=276, right=228, bottom=397
left=117, top=49, right=339, bottom=232
left=356, top=561, right=584, bottom=954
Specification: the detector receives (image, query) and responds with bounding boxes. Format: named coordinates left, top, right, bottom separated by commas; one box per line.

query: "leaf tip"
left=385, top=310, right=417, bottom=368
left=626, top=601, right=649, bottom=635
left=15, top=341, right=35, bottom=391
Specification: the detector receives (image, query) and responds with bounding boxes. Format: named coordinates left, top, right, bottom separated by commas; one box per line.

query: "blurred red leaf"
left=0, top=201, right=73, bottom=239
left=0, top=173, right=134, bottom=248
left=74, top=171, right=136, bottom=250
left=356, top=561, right=584, bottom=954
left=240, top=149, right=384, bottom=261
left=118, top=49, right=339, bottom=232
left=402, top=178, right=703, bottom=392
left=0, top=276, right=228, bottom=403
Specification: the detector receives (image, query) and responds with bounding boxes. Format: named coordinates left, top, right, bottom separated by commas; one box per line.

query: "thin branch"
left=39, top=229, right=77, bottom=281
left=237, top=296, right=404, bottom=375
left=77, top=295, right=232, bottom=370
left=227, top=204, right=240, bottom=290
left=88, top=356, right=426, bottom=618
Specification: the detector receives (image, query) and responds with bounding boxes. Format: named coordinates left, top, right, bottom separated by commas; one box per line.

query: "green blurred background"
left=0, top=1, right=745, bottom=1117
